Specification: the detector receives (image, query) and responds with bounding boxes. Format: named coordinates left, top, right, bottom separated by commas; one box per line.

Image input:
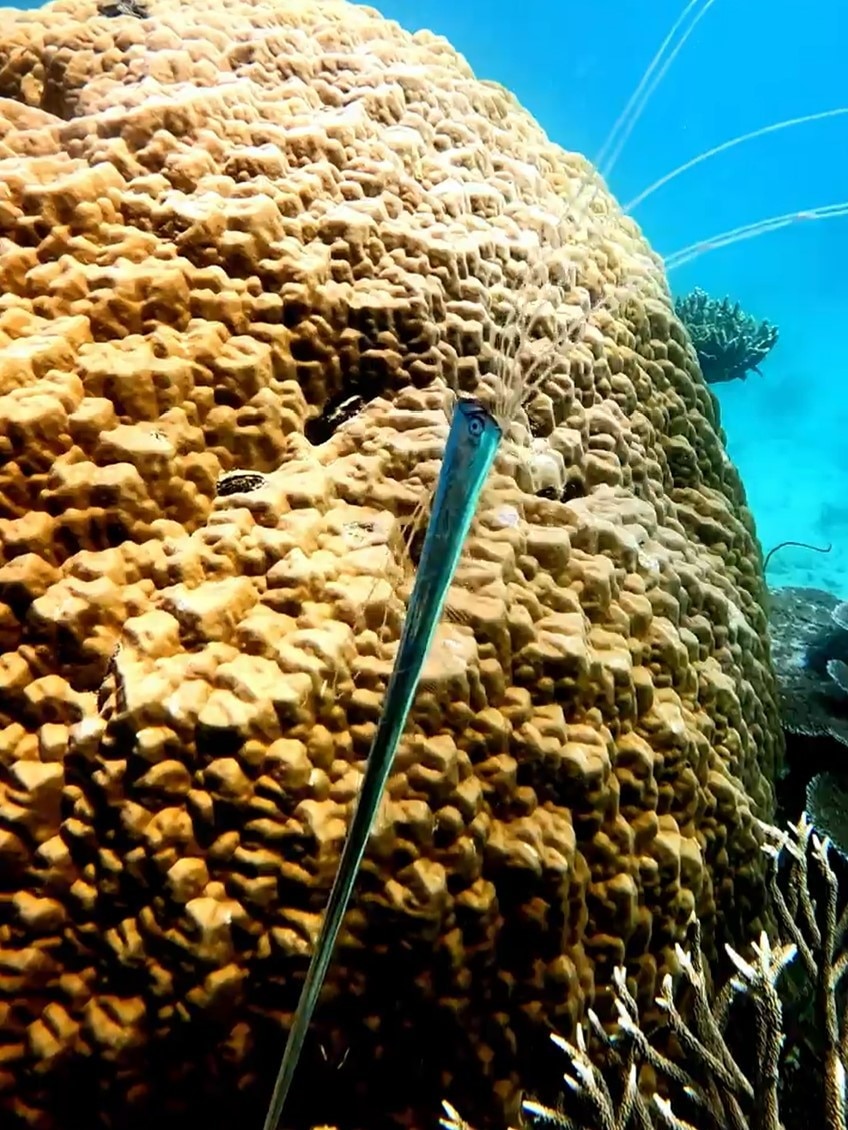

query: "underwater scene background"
left=371, top=0, right=848, bottom=600
left=1, top=0, right=848, bottom=1128
left=15, top=0, right=848, bottom=599
left=371, top=0, right=848, bottom=599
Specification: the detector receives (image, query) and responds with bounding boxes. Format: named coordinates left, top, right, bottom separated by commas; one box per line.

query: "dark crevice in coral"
left=98, top=0, right=150, bottom=17
left=304, top=392, right=365, bottom=445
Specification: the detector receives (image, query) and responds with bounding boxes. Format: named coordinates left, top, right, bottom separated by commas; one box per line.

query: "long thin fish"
left=261, top=397, right=502, bottom=1130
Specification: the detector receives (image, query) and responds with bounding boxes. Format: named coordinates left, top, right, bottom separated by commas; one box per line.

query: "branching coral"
left=674, top=288, right=779, bottom=384
left=441, top=814, right=848, bottom=1130
left=513, top=923, right=792, bottom=1130
left=760, top=816, right=848, bottom=1128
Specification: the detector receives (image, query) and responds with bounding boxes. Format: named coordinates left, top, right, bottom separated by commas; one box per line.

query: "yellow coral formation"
left=0, top=0, right=780, bottom=1127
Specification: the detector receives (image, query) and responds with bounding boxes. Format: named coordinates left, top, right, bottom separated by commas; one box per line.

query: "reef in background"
left=675, top=288, right=779, bottom=385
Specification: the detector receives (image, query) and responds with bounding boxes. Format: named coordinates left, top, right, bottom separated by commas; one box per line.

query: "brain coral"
left=0, top=0, right=782, bottom=1127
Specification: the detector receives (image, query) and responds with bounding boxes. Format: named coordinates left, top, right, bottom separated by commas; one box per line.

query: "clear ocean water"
left=14, top=0, right=847, bottom=598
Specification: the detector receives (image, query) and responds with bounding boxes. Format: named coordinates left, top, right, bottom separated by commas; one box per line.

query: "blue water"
left=13, top=0, right=848, bottom=596
left=374, top=0, right=848, bottom=599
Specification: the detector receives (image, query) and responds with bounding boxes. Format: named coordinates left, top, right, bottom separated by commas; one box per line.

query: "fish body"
left=261, top=397, right=502, bottom=1129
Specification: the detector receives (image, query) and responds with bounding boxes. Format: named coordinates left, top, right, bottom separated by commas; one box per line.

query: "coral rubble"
left=0, top=0, right=781, bottom=1126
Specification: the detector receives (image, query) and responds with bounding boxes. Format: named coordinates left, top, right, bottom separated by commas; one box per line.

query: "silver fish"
left=261, top=397, right=503, bottom=1129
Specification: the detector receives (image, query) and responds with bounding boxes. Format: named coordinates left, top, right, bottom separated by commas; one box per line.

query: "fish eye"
left=467, top=414, right=484, bottom=437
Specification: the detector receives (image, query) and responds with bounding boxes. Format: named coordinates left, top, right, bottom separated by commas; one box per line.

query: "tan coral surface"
left=0, top=0, right=781, bottom=1127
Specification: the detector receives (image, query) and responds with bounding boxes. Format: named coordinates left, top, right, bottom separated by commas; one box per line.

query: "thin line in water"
left=663, top=201, right=848, bottom=271
left=594, top=0, right=714, bottom=178
left=599, top=0, right=716, bottom=182
left=625, top=107, right=848, bottom=213
left=566, top=0, right=717, bottom=230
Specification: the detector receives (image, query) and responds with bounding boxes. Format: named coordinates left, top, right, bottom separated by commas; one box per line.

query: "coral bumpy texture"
left=0, top=0, right=781, bottom=1126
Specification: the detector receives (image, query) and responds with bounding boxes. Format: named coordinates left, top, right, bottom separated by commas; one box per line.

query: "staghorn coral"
left=510, top=921, right=793, bottom=1130
left=0, top=0, right=781, bottom=1127
left=439, top=815, right=846, bottom=1130
left=674, top=289, right=779, bottom=385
